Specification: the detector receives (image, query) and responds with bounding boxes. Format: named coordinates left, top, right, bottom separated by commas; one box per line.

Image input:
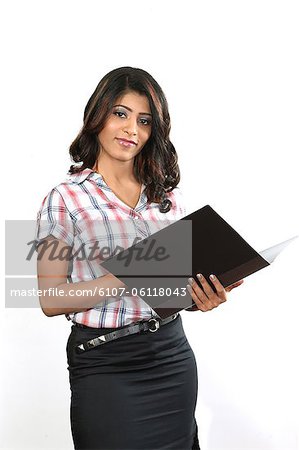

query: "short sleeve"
left=34, top=188, right=75, bottom=252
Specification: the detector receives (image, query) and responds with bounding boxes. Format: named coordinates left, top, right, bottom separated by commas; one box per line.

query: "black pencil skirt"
left=66, top=313, right=200, bottom=450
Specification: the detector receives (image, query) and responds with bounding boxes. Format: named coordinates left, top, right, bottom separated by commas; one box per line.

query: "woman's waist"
left=69, top=313, right=188, bottom=365
left=69, top=307, right=159, bottom=329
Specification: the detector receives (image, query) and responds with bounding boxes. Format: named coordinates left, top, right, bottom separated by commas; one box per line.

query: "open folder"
left=101, top=205, right=297, bottom=319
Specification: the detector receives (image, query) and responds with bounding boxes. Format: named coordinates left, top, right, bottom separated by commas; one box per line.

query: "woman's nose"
left=123, top=117, right=137, bottom=136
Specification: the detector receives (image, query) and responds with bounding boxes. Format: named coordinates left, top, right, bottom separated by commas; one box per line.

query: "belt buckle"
left=148, top=318, right=160, bottom=333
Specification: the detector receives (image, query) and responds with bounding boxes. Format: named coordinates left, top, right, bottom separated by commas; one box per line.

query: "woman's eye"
left=113, top=111, right=126, bottom=118
left=139, top=118, right=151, bottom=126
left=113, top=111, right=151, bottom=126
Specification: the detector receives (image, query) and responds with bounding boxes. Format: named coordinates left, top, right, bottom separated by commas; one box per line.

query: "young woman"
left=35, top=66, right=243, bottom=450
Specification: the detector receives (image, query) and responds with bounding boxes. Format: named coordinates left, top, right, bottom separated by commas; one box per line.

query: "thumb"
left=225, top=279, right=244, bottom=292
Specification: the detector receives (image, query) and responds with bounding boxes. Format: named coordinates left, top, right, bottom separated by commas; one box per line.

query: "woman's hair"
left=68, top=66, right=180, bottom=208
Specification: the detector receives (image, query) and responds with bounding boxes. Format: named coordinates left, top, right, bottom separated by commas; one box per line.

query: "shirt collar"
left=67, top=168, right=102, bottom=184
left=67, top=168, right=147, bottom=211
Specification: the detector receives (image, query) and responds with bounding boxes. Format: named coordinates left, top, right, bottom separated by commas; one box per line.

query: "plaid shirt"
left=35, top=168, right=186, bottom=328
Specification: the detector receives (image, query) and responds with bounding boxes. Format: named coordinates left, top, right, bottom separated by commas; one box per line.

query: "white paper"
left=259, top=236, right=298, bottom=264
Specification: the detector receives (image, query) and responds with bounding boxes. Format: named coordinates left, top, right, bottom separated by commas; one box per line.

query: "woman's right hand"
left=185, top=274, right=244, bottom=312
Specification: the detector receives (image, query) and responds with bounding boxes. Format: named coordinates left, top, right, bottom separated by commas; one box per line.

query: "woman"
left=35, top=66, right=243, bottom=450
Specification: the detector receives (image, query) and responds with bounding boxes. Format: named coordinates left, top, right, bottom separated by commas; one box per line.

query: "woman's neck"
left=93, top=159, right=137, bottom=185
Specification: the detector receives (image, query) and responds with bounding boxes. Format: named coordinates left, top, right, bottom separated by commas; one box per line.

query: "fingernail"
left=210, top=274, right=216, bottom=280
left=197, top=273, right=202, bottom=280
left=188, top=277, right=193, bottom=285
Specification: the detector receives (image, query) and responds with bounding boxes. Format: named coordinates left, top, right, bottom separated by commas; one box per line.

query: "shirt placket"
left=131, top=210, right=149, bottom=240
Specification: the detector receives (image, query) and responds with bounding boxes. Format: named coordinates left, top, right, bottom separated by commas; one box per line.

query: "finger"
left=186, top=283, right=209, bottom=312
left=185, top=302, right=200, bottom=312
left=188, top=278, right=219, bottom=310
left=187, top=281, right=222, bottom=311
left=225, top=279, right=244, bottom=292
left=196, top=273, right=215, bottom=297
left=209, top=274, right=227, bottom=302
left=187, top=280, right=209, bottom=310
left=195, top=274, right=224, bottom=308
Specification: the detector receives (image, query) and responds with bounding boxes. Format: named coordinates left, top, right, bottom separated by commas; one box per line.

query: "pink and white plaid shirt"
left=35, top=168, right=186, bottom=328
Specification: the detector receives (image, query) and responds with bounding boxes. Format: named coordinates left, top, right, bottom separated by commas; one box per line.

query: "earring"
left=159, top=199, right=172, bottom=213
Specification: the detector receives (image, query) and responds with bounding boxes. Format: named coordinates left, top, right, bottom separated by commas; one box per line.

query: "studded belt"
left=74, top=313, right=179, bottom=354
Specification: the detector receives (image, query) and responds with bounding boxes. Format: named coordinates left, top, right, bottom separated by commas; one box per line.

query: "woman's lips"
left=116, top=138, right=137, bottom=148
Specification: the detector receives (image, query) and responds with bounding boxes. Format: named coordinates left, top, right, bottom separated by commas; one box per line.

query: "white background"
left=1, top=1, right=299, bottom=449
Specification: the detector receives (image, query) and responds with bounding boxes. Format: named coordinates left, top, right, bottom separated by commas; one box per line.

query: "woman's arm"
left=37, top=237, right=126, bottom=317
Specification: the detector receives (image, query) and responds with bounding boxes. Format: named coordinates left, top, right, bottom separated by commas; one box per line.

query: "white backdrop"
left=1, top=1, right=298, bottom=449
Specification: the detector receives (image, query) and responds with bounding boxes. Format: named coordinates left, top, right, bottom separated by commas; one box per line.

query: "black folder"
left=101, top=205, right=294, bottom=318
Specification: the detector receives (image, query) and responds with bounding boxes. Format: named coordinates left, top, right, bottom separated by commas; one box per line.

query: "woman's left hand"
left=185, top=274, right=244, bottom=312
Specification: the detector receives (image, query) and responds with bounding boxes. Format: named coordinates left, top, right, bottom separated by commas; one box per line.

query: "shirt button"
left=134, top=215, right=139, bottom=220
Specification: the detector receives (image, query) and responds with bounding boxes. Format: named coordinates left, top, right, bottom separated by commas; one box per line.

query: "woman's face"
left=98, top=91, right=152, bottom=163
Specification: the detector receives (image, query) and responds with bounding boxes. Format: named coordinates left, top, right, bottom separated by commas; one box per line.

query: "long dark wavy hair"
left=68, top=66, right=180, bottom=210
